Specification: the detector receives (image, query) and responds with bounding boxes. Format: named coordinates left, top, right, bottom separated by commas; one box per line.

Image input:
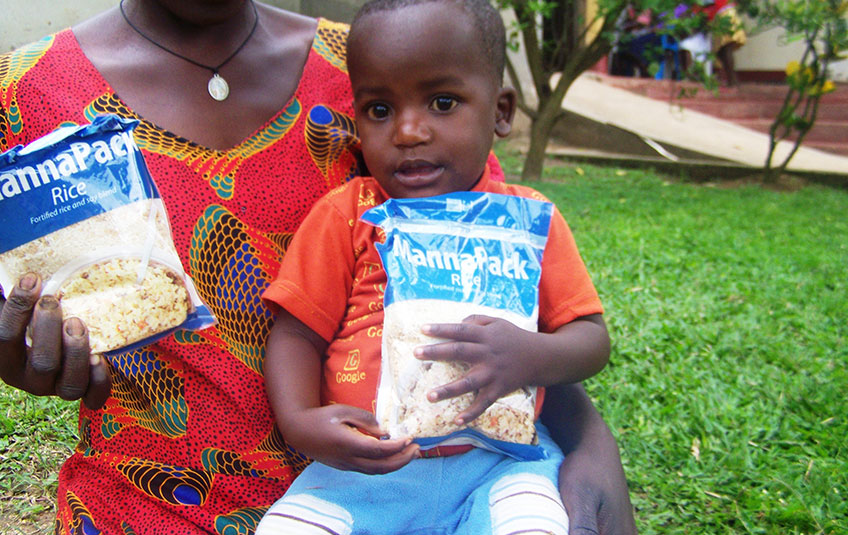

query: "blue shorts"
left=255, top=423, right=568, bottom=535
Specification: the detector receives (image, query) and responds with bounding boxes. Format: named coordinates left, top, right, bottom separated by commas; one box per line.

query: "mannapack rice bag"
left=0, top=115, right=215, bottom=355
left=361, top=191, right=554, bottom=461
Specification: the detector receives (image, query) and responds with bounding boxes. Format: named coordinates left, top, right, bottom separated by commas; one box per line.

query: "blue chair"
left=655, top=34, right=682, bottom=80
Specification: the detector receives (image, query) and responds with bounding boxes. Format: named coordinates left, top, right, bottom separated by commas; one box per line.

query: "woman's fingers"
left=0, top=274, right=42, bottom=387
left=0, top=275, right=105, bottom=405
left=28, top=296, right=64, bottom=377
left=82, top=354, right=112, bottom=410
left=55, top=318, right=91, bottom=401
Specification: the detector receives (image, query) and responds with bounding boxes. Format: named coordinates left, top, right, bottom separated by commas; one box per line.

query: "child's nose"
left=392, top=110, right=431, bottom=147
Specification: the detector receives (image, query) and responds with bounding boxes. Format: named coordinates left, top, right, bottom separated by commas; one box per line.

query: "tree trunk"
left=520, top=76, right=577, bottom=182
left=521, top=114, right=557, bottom=182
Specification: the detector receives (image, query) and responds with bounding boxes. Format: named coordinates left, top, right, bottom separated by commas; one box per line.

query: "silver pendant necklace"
left=119, top=0, right=259, bottom=101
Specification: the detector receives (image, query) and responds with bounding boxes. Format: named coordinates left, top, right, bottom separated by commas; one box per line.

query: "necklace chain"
left=119, top=0, right=259, bottom=101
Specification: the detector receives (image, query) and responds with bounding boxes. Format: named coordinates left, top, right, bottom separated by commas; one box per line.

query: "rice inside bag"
left=0, top=115, right=215, bottom=355
left=361, top=191, right=553, bottom=460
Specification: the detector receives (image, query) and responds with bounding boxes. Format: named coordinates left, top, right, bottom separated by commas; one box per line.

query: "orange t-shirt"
left=263, top=169, right=604, bottom=412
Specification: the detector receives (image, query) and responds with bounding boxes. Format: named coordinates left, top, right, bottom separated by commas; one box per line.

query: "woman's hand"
left=0, top=274, right=111, bottom=409
left=285, top=403, right=419, bottom=475
left=542, top=383, right=637, bottom=535
left=558, top=438, right=638, bottom=535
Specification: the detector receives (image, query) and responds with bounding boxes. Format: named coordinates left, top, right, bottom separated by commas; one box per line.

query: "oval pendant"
left=207, top=74, right=230, bottom=101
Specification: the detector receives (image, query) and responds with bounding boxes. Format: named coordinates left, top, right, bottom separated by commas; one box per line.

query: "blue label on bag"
left=0, top=115, right=157, bottom=253
left=361, top=191, right=553, bottom=318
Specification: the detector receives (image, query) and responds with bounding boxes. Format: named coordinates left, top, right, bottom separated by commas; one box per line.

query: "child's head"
left=347, top=0, right=516, bottom=199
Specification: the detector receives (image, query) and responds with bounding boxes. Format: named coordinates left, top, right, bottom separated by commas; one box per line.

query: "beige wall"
left=736, top=25, right=848, bottom=82
left=0, top=0, right=364, bottom=52
left=2, top=0, right=114, bottom=52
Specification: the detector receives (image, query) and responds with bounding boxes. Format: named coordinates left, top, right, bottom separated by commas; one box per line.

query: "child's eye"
left=366, top=103, right=390, bottom=120
left=430, top=96, right=458, bottom=112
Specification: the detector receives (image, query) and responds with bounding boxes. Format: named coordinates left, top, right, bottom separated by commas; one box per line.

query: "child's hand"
left=286, top=404, right=419, bottom=474
left=413, top=314, right=540, bottom=426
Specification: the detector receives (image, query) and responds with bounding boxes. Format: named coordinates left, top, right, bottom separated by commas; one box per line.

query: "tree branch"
left=506, top=54, right=537, bottom=119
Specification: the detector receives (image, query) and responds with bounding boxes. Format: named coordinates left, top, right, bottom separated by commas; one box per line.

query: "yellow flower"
left=802, top=66, right=816, bottom=84
left=785, top=61, right=801, bottom=76
left=808, top=79, right=836, bottom=96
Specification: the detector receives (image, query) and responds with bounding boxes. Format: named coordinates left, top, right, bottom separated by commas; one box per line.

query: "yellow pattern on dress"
left=83, top=95, right=301, bottom=200
left=0, top=35, right=54, bottom=151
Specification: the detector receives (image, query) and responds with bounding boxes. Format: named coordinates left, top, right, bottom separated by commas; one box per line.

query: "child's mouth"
left=394, top=161, right=443, bottom=186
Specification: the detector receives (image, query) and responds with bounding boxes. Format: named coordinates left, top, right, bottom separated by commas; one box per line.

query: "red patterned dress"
left=1, top=20, right=359, bottom=534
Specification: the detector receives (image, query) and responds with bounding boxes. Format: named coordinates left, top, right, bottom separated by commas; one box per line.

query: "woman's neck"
left=73, top=3, right=319, bottom=151
left=118, top=0, right=258, bottom=65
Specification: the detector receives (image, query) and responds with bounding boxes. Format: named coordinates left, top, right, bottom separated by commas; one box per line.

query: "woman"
left=0, top=1, right=636, bottom=533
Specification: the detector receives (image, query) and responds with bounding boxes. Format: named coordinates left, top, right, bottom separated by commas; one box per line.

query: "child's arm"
left=265, top=309, right=419, bottom=474
left=413, top=312, right=610, bottom=426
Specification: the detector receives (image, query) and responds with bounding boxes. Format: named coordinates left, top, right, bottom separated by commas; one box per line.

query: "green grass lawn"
left=1, top=152, right=846, bottom=534
left=1, top=392, right=76, bottom=533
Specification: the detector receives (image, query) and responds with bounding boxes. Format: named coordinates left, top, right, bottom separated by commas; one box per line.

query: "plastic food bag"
left=0, top=115, right=215, bottom=355
left=361, top=191, right=553, bottom=460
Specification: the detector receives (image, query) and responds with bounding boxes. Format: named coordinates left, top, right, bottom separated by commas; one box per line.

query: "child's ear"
left=494, top=87, right=517, bottom=138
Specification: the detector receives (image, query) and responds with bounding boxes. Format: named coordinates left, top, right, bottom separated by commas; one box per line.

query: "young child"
left=256, top=0, right=610, bottom=533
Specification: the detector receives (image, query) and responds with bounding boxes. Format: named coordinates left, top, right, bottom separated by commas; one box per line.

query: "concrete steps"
left=596, top=76, right=848, bottom=157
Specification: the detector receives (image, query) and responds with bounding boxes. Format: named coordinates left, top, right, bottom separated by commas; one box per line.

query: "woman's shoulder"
left=260, top=4, right=322, bottom=40
left=0, top=29, right=79, bottom=71
left=300, top=17, right=351, bottom=85
left=0, top=30, right=108, bottom=151
left=261, top=5, right=349, bottom=53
